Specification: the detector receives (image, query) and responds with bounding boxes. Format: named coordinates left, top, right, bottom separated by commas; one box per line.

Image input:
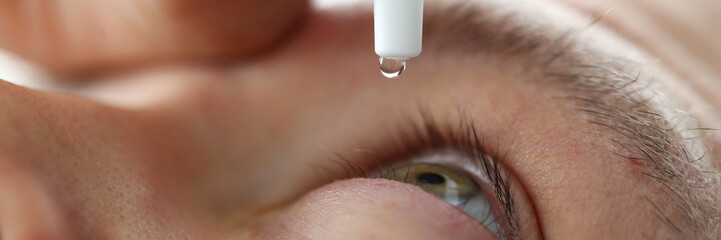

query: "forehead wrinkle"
left=420, top=1, right=720, bottom=238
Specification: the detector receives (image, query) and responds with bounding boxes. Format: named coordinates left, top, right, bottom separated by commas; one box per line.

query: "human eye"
left=376, top=149, right=512, bottom=238
left=322, top=115, right=534, bottom=240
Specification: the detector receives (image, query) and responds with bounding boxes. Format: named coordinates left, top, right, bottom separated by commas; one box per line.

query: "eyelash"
left=320, top=111, right=520, bottom=238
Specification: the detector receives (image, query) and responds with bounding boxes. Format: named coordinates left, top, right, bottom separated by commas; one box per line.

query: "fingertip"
left=0, top=163, right=73, bottom=240
left=251, top=178, right=498, bottom=240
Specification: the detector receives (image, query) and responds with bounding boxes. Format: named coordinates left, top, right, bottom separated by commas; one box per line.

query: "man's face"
left=1, top=0, right=720, bottom=239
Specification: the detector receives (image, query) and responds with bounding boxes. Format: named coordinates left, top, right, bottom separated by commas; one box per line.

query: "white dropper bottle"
left=374, top=0, right=424, bottom=78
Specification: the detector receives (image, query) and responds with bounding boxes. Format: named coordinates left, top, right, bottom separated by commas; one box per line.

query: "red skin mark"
left=626, top=155, right=645, bottom=170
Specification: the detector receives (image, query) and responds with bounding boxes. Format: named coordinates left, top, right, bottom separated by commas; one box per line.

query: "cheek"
left=246, top=178, right=498, bottom=240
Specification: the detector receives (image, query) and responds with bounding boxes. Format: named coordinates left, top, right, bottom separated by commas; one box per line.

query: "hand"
left=0, top=0, right=309, bottom=76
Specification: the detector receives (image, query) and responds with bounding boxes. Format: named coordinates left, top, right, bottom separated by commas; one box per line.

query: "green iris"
left=386, top=163, right=499, bottom=236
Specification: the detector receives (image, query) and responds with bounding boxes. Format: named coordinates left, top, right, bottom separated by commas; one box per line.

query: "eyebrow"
left=421, top=2, right=718, bottom=237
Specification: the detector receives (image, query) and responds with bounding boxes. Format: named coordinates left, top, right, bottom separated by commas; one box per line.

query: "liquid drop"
left=379, top=57, right=406, bottom=79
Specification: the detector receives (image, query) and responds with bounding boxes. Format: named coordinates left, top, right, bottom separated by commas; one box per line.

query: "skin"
left=0, top=0, right=719, bottom=239
left=0, top=0, right=308, bottom=76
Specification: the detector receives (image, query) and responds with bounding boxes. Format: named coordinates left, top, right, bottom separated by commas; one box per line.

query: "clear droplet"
left=379, top=57, right=406, bottom=79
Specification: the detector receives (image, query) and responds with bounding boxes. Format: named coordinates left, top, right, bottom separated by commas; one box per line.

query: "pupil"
left=417, top=173, right=445, bottom=184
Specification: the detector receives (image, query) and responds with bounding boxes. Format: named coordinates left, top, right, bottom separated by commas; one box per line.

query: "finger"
left=248, top=178, right=497, bottom=240
left=0, top=0, right=309, bottom=76
left=0, top=162, right=73, bottom=240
